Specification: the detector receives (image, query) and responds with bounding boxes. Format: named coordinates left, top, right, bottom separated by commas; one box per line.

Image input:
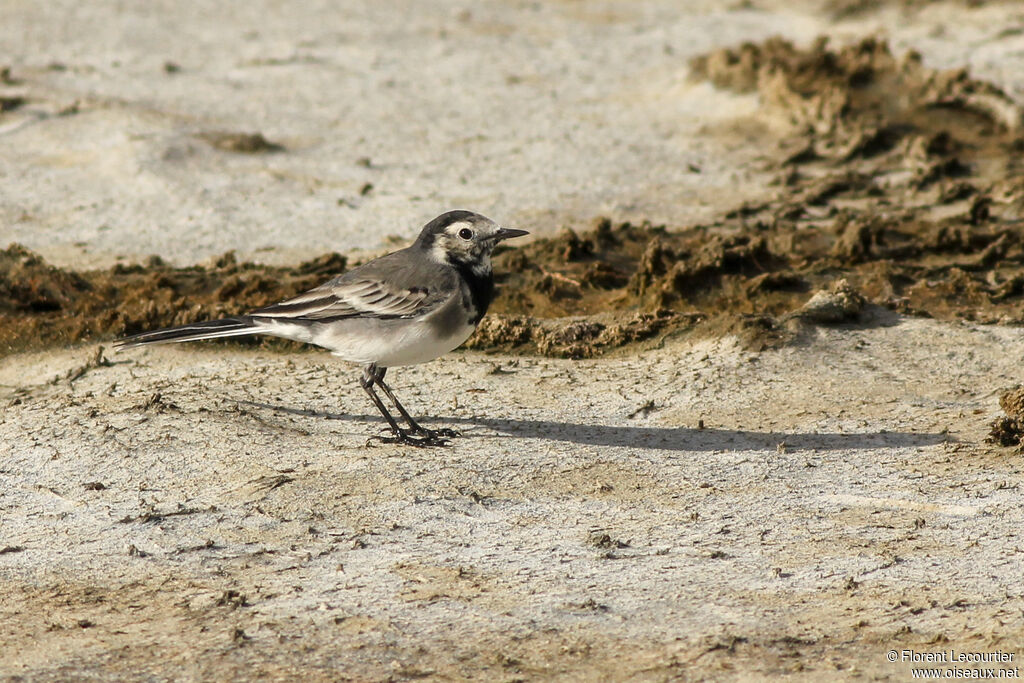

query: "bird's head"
left=415, top=210, right=528, bottom=271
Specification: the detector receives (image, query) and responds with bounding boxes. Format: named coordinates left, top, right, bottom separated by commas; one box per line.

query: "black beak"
left=494, top=228, right=529, bottom=242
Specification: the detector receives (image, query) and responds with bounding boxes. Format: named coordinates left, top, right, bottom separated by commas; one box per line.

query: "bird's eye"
left=458, top=228, right=474, bottom=240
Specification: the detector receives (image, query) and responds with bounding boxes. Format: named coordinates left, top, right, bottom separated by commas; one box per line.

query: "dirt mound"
left=685, top=36, right=1024, bottom=323
left=690, top=35, right=1023, bottom=156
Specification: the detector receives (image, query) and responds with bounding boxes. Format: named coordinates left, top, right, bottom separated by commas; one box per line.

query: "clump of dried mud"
left=0, top=246, right=346, bottom=355
left=988, top=386, right=1024, bottom=451
left=3, top=37, right=1023, bottom=359
left=823, top=0, right=991, bottom=21
left=196, top=131, right=284, bottom=153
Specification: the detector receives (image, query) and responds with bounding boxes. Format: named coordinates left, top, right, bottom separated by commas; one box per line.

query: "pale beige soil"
left=3, top=0, right=1024, bottom=680
left=2, top=315, right=1023, bottom=680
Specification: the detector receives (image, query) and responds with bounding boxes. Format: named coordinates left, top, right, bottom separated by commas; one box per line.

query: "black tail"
left=115, top=316, right=259, bottom=349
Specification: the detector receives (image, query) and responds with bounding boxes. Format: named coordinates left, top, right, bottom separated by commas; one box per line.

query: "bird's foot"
left=370, top=428, right=454, bottom=448
left=413, top=426, right=460, bottom=440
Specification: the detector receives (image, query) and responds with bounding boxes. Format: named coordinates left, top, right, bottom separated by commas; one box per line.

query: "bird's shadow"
left=236, top=400, right=948, bottom=452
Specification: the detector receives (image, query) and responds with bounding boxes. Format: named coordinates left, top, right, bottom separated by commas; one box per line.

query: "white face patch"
left=428, top=218, right=499, bottom=266
left=444, top=221, right=477, bottom=240
left=429, top=241, right=451, bottom=264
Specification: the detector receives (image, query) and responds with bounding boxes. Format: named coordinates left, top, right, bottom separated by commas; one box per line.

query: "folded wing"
left=250, top=275, right=442, bottom=321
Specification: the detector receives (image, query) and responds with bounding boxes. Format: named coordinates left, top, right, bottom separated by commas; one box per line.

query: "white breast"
left=369, top=318, right=477, bottom=367
left=298, top=306, right=477, bottom=367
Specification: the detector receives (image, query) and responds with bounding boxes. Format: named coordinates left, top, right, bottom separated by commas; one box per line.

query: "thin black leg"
left=373, top=366, right=460, bottom=441
left=371, top=366, right=421, bottom=430
left=360, top=364, right=455, bottom=447
left=360, top=365, right=404, bottom=434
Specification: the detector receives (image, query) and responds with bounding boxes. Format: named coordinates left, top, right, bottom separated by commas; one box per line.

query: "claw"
left=370, top=428, right=453, bottom=448
left=412, top=426, right=460, bottom=440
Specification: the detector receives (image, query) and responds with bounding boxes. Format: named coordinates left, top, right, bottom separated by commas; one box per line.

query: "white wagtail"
left=115, top=210, right=528, bottom=446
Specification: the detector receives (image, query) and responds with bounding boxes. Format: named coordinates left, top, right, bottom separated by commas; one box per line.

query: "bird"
left=115, top=210, right=528, bottom=446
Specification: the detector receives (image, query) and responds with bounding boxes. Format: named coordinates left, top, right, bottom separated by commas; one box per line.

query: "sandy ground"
left=3, top=0, right=1024, bottom=680
left=2, top=316, right=1023, bottom=680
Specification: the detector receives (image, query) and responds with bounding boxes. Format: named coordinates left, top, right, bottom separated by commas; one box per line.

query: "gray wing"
left=249, top=249, right=455, bottom=321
